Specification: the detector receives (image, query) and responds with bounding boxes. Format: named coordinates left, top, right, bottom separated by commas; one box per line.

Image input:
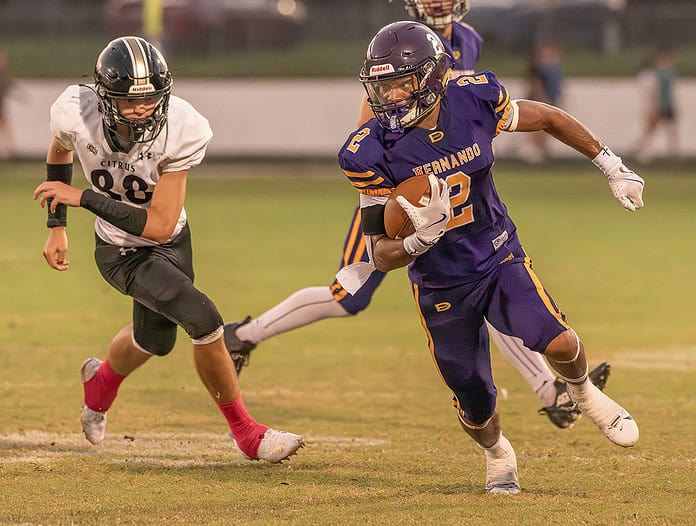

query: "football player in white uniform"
left=33, top=36, right=303, bottom=463
left=223, top=0, right=611, bottom=430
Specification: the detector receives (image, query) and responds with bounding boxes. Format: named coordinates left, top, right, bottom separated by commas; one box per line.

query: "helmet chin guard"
left=92, top=36, right=172, bottom=144
left=360, top=21, right=453, bottom=133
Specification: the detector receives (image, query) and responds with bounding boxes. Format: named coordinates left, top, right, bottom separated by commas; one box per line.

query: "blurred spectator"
left=0, top=48, right=15, bottom=160
left=634, top=48, right=679, bottom=163
left=524, top=41, right=564, bottom=162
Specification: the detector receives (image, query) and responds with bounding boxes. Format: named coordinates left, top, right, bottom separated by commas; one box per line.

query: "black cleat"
left=223, top=316, right=256, bottom=376
left=588, top=361, right=611, bottom=392
left=538, top=379, right=580, bottom=429
left=538, top=362, right=612, bottom=429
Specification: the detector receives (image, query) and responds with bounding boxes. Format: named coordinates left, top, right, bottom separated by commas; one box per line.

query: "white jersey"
left=50, top=85, right=212, bottom=247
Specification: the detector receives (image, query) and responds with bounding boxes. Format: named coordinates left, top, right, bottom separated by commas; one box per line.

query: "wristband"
left=46, top=163, right=73, bottom=228
left=591, top=146, right=622, bottom=177
left=80, top=189, right=148, bottom=236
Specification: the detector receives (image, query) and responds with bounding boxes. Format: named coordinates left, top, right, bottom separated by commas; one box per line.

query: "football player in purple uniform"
left=336, top=21, right=642, bottom=494
left=225, top=0, right=610, bottom=429
left=33, top=36, right=303, bottom=463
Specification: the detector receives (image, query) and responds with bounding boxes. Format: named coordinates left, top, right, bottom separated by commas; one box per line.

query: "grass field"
left=0, top=160, right=695, bottom=525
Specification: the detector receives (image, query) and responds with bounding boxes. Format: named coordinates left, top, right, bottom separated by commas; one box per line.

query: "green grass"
left=0, top=160, right=695, bottom=525
left=3, top=35, right=695, bottom=78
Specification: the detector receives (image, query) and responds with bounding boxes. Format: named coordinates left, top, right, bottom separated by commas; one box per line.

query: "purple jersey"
left=439, top=22, right=483, bottom=72
left=338, top=71, right=515, bottom=288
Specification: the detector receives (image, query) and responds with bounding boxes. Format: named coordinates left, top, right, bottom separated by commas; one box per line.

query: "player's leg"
left=489, top=323, right=612, bottom=428
left=487, top=324, right=562, bottom=407
left=487, top=253, right=638, bottom=447
left=80, top=321, right=155, bottom=445
left=412, top=282, right=520, bottom=494
left=225, top=206, right=387, bottom=372
left=144, top=228, right=303, bottom=461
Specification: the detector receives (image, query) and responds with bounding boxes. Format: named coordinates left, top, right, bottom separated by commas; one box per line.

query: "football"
left=384, top=175, right=431, bottom=239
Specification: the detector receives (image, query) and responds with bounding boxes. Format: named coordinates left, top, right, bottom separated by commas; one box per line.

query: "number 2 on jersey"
left=445, top=171, right=473, bottom=230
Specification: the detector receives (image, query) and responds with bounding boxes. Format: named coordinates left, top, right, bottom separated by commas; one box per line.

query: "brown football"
left=384, top=175, right=431, bottom=239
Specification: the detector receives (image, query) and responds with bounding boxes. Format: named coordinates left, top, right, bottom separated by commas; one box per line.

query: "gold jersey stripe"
left=494, top=89, right=510, bottom=114
left=342, top=212, right=363, bottom=267
left=351, top=177, right=385, bottom=188
left=330, top=282, right=348, bottom=301
left=411, top=282, right=449, bottom=386
left=343, top=169, right=376, bottom=179
left=495, top=102, right=512, bottom=136
left=522, top=256, right=570, bottom=329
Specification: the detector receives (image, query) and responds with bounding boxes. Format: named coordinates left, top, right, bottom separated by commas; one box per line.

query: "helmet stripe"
left=123, top=37, right=150, bottom=84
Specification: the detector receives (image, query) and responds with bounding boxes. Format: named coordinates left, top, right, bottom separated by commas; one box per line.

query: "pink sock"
left=217, top=394, right=268, bottom=458
left=83, top=361, right=126, bottom=413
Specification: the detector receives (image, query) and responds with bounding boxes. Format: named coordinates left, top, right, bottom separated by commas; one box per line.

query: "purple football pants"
left=411, top=242, right=569, bottom=425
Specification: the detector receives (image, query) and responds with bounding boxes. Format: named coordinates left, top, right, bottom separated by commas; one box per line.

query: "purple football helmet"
left=360, top=21, right=453, bottom=133
left=403, top=0, right=471, bottom=29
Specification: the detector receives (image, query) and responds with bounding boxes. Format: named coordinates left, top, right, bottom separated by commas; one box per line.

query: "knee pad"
left=153, top=280, right=223, bottom=341
left=133, top=325, right=177, bottom=356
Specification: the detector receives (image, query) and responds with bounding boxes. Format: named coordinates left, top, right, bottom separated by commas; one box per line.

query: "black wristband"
left=80, top=189, right=148, bottom=236
left=46, top=163, right=73, bottom=228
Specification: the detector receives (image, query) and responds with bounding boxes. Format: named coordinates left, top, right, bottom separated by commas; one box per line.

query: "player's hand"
left=397, top=174, right=451, bottom=255
left=607, top=164, right=644, bottom=212
left=33, top=181, right=83, bottom=212
left=42, top=227, right=70, bottom=271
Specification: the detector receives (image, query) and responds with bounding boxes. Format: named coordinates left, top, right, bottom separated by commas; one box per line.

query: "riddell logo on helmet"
left=128, top=84, right=155, bottom=94
left=370, top=64, right=395, bottom=75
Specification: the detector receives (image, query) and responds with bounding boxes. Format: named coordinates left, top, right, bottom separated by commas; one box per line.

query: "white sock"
left=487, top=323, right=557, bottom=405
left=565, top=378, right=596, bottom=405
left=482, top=434, right=513, bottom=460
left=236, top=286, right=350, bottom=344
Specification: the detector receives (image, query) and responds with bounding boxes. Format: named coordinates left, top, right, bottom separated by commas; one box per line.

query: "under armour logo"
left=138, top=152, right=153, bottom=161
left=118, top=247, right=137, bottom=256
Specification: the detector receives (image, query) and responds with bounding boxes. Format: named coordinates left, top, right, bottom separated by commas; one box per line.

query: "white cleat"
left=232, top=429, right=305, bottom=464
left=567, top=381, right=639, bottom=447
left=80, top=358, right=107, bottom=445
left=484, top=436, right=521, bottom=495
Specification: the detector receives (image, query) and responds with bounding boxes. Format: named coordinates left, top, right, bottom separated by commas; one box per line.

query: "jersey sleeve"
left=160, top=97, right=213, bottom=173
left=449, top=71, right=512, bottom=136
left=337, top=126, right=394, bottom=197
left=49, top=86, right=80, bottom=150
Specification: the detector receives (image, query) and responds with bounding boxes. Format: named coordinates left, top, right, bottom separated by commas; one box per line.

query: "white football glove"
left=607, top=164, right=645, bottom=212
left=592, top=146, right=645, bottom=212
left=396, top=174, right=451, bottom=256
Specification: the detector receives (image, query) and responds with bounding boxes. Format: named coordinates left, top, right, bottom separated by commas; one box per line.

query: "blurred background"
left=0, top=0, right=693, bottom=160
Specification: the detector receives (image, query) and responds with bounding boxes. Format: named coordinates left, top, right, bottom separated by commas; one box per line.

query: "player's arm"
left=507, top=99, right=645, bottom=212
left=363, top=175, right=451, bottom=272
left=140, top=170, right=187, bottom=243
left=34, top=161, right=188, bottom=245
left=37, top=138, right=75, bottom=271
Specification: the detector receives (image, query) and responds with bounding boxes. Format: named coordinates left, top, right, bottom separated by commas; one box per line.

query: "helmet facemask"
left=97, top=85, right=171, bottom=144
left=403, top=0, right=471, bottom=29
left=361, top=54, right=451, bottom=133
